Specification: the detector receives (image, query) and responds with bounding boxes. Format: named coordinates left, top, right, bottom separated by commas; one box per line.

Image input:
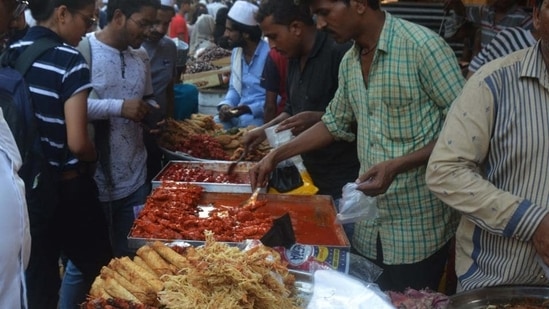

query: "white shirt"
left=87, top=33, right=153, bottom=201
left=0, top=109, right=30, bottom=309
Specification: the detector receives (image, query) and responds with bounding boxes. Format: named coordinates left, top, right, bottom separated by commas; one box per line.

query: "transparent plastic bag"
left=336, top=183, right=378, bottom=224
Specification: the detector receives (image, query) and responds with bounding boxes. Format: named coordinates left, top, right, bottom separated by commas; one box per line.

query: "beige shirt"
left=427, top=42, right=549, bottom=290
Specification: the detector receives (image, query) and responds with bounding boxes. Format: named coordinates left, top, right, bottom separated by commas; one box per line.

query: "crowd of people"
left=1, top=0, right=548, bottom=307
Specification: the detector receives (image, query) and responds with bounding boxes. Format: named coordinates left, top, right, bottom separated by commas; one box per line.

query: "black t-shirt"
left=285, top=32, right=359, bottom=198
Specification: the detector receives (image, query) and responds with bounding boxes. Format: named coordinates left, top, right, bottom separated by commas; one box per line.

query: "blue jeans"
left=59, top=261, right=87, bottom=309
left=102, top=182, right=150, bottom=257
left=334, top=198, right=355, bottom=244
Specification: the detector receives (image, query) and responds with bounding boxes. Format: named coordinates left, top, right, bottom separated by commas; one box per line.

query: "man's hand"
left=355, top=159, right=399, bottom=196
left=218, top=104, right=235, bottom=121
left=249, top=151, right=278, bottom=190
left=121, top=98, right=151, bottom=122
left=533, top=214, right=549, bottom=265
left=277, top=111, right=323, bottom=136
left=242, top=127, right=267, bottom=150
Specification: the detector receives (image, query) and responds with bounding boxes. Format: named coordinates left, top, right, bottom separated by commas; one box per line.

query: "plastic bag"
left=265, top=125, right=318, bottom=195
left=336, top=183, right=377, bottom=224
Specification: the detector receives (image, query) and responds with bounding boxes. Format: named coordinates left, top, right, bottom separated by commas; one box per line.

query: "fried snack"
left=110, top=257, right=164, bottom=292
left=100, top=266, right=156, bottom=305
left=136, top=245, right=176, bottom=276
left=158, top=232, right=300, bottom=309
left=89, top=276, right=111, bottom=299
left=150, top=241, right=189, bottom=270
left=102, top=276, right=141, bottom=303
left=133, top=256, right=158, bottom=278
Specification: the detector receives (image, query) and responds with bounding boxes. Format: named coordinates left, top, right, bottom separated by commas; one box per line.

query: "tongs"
left=239, top=187, right=261, bottom=209
left=227, top=147, right=248, bottom=175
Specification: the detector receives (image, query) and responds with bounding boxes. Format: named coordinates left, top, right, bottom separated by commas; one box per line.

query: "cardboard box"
left=182, top=66, right=230, bottom=89
left=210, top=56, right=231, bottom=67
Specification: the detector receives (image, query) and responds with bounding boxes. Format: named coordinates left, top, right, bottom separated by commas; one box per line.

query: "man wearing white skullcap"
left=215, top=0, right=269, bottom=129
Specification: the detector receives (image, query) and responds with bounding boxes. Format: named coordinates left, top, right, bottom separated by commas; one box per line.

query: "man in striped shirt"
left=467, top=26, right=538, bottom=78
left=251, top=0, right=465, bottom=292
left=445, top=0, right=532, bottom=49
left=427, top=0, right=549, bottom=291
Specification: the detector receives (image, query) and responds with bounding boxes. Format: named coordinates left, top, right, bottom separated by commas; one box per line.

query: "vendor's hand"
left=533, top=214, right=549, bottom=266
left=218, top=104, right=234, bottom=121
left=122, top=98, right=151, bottom=122
left=242, top=127, right=267, bottom=150
left=249, top=151, right=277, bottom=190
left=277, top=111, right=323, bottom=136
left=232, top=105, right=251, bottom=116
left=355, top=160, right=398, bottom=196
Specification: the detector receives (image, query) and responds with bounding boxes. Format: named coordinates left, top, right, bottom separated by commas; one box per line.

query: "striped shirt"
left=322, top=12, right=465, bottom=264
left=469, top=27, right=536, bottom=73
left=427, top=42, right=549, bottom=290
left=8, top=26, right=91, bottom=170
left=466, top=5, right=532, bottom=48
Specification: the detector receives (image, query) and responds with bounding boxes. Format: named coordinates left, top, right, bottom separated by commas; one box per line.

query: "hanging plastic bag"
left=336, top=183, right=377, bottom=224
left=265, top=126, right=318, bottom=195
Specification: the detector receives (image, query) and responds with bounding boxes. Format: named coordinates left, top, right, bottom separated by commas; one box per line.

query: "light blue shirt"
left=217, top=40, right=269, bottom=128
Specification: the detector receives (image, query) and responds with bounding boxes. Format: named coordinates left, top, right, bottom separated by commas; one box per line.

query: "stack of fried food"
left=158, top=113, right=271, bottom=161
left=83, top=233, right=302, bottom=309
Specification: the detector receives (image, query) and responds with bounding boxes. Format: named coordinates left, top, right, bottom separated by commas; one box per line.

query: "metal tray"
left=128, top=192, right=350, bottom=249
left=448, top=286, right=549, bottom=309
left=152, top=160, right=264, bottom=193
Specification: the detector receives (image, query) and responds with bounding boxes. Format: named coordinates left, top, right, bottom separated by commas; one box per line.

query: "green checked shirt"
left=322, top=12, right=465, bottom=264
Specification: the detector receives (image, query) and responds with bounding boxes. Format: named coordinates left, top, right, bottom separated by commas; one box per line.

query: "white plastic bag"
left=336, top=183, right=378, bottom=224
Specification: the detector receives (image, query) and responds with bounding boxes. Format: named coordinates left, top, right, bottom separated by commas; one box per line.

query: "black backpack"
left=0, top=38, right=60, bottom=192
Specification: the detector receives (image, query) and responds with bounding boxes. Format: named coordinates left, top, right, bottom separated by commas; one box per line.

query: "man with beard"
left=215, top=0, right=269, bottom=129
left=81, top=0, right=160, bottom=262
left=142, top=0, right=177, bottom=182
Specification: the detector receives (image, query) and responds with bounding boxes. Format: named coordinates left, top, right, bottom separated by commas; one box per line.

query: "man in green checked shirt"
left=250, top=0, right=465, bottom=292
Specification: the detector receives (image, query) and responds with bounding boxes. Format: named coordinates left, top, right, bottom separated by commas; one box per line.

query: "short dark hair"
left=227, top=16, right=263, bottom=42
left=106, top=0, right=160, bottom=22
left=28, top=0, right=95, bottom=22
left=297, top=0, right=379, bottom=11
left=256, top=0, right=314, bottom=26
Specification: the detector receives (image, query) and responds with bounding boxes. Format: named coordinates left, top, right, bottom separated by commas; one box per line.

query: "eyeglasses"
left=72, top=10, right=97, bottom=29
left=13, top=0, right=29, bottom=19
left=128, top=17, right=155, bottom=30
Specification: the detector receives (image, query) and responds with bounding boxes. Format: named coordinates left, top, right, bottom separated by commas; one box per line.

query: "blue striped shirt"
left=427, top=42, right=549, bottom=290
left=469, top=27, right=536, bottom=73
left=9, top=26, right=91, bottom=170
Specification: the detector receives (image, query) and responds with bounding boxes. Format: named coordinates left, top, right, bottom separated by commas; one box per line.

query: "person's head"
left=300, top=0, right=379, bottom=44
left=105, top=0, right=160, bottom=49
left=176, top=0, right=191, bottom=13
left=489, top=0, right=519, bottom=12
left=27, top=0, right=96, bottom=46
left=190, top=3, right=208, bottom=24
left=148, top=0, right=175, bottom=42
left=256, top=0, right=314, bottom=58
left=224, top=0, right=261, bottom=48
left=0, top=0, right=26, bottom=39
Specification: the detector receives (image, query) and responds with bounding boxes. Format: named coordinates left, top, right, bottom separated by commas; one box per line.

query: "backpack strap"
left=77, top=35, right=99, bottom=99
left=13, top=38, right=60, bottom=75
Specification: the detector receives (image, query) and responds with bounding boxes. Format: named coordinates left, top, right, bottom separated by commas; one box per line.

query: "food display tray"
left=448, top=286, right=549, bottom=309
left=128, top=193, right=350, bottom=249
left=152, top=160, right=264, bottom=193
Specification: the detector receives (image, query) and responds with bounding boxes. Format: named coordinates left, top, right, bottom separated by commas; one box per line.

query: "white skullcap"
left=160, top=0, right=173, bottom=6
left=227, top=1, right=258, bottom=27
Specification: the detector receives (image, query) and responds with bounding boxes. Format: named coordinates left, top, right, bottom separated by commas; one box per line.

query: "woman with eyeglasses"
left=2, top=0, right=113, bottom=308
